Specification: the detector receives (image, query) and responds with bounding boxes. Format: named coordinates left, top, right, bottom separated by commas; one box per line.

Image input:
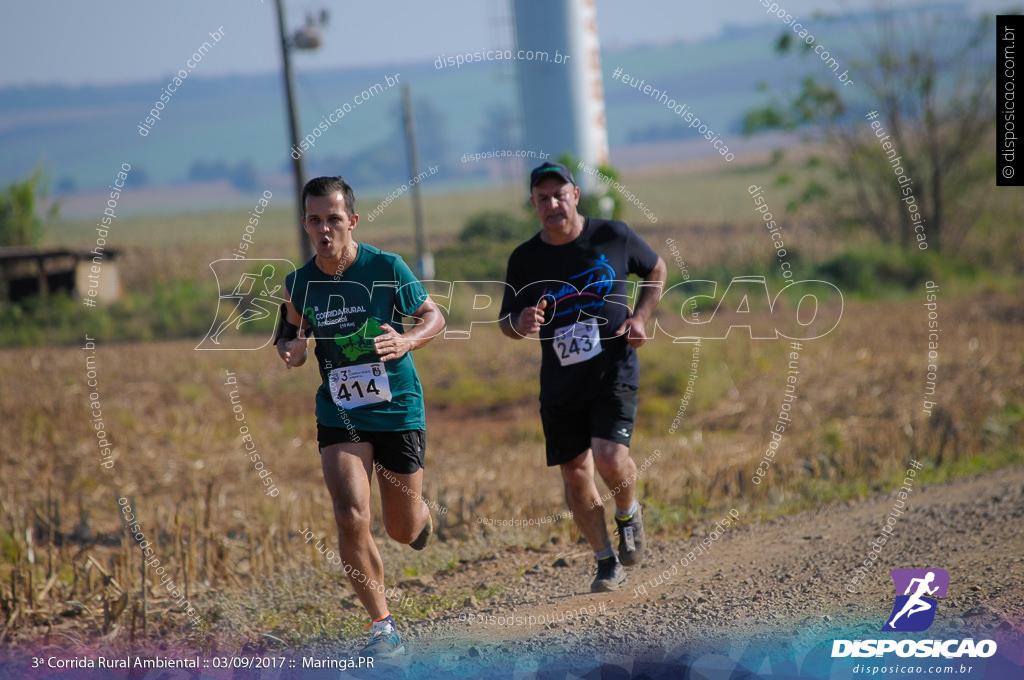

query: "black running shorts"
left=316, top=424, right=426, bottom=474
left=539, top=382, right=638, bottom=467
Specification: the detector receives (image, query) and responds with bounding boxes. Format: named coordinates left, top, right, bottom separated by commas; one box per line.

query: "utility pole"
left=274, top=0, right=315, bottom=262
left=401, top=83, right=433, bottom=278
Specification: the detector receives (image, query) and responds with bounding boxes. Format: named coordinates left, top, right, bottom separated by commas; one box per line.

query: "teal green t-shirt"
left=285, top=244, right=429, bottom=432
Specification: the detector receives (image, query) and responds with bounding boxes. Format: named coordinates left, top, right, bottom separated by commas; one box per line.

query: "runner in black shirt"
left=499, top=162, right=667, bottom=592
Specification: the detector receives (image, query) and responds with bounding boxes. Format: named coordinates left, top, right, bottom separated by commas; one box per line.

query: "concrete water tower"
left=512, top=0, right=610, bottom=192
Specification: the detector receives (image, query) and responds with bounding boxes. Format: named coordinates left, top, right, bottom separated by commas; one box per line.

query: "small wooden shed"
left=0, top=246, right=123, bottom=304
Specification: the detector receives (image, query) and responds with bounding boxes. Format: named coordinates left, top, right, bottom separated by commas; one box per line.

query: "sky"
left=0, top=0, right=1011, bottom=88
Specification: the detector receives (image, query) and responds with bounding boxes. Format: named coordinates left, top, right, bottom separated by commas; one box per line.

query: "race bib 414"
left=328, top=362, right=392, bottom=409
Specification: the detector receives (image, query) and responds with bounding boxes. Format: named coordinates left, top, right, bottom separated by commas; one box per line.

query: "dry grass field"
left=3, top=154, right=1022, bottom=658
left=1, top=278, right=1021, bottom=653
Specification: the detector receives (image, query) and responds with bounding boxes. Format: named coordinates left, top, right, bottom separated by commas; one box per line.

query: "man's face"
left=303, top=192, right=358, bottom=258
left=530, top=176, right=579, bottom=230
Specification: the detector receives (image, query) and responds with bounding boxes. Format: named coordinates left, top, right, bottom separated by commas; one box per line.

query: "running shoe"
left=591, top=556, right=626, bottom=592
left=615, top=504, right=645, bottom=566
left=358, top=619, right=405, bottom=659
left=409, top=513, right=432, bottom=551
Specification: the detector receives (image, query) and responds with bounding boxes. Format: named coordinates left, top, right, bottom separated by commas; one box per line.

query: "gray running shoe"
left=358, top=619, right=405, bottom=659
left=615, top=504, right=645, bottom=566
left=591, top=556, right=626, bottom=592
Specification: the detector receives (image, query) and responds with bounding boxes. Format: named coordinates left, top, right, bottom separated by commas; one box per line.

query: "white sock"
left=372, top=614, right=395, bottom=635
left=616, top=500, right=639, bottom=520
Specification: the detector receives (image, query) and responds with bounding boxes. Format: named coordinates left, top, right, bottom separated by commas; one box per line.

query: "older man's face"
left=530, top=176, right=580, bottom=230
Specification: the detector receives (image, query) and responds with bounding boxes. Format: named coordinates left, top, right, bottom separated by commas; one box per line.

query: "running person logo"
left=881, top=568, right=949, bottom=632
left=196, top=259, right=295, bottom=350
left=571, top=254, right=615, bottom=297
left=544, top=255, right=618, bottom=323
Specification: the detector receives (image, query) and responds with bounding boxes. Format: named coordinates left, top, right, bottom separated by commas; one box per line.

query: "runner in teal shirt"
left=274, top=176, right=445, bottom=660
left=286, top=242, right=428, bottom=432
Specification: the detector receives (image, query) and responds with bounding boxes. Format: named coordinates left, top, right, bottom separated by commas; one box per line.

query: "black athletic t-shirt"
left=499, top=217, right=660, bottom=405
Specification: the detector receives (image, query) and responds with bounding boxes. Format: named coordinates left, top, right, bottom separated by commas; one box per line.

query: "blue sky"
left=0, top=0, right=1009, bottom=88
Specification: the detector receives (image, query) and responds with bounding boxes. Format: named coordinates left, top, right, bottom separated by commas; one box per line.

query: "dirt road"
left=372, top=466, right=1024, bottom=677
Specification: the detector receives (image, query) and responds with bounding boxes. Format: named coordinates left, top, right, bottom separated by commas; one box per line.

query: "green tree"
left=0, top=167, right=58, bottom=247
left=554, top=152, right=624, bottom=221
left=743, top=5, right=997, bottom=252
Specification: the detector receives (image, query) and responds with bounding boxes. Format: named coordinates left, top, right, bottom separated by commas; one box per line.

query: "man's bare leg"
left=376, top=465, right=429, bottom=545
left=560, top=449, right=611, bottom=551
left=321, top=442, right=387, bottom=620
left=592, top=437, right=645, bottom=566
left=591, top=437, right=637, bottom=515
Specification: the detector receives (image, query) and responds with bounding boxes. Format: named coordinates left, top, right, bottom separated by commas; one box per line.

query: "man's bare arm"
left=500, top=299, right=549, bottom=339
left=374, top=296, right=446, bottom=362
left=616, top=258, right=667, bottom=348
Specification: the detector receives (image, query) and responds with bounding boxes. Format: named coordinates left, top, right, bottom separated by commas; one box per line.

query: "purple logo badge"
left=882, top=568, right=949, bottom=632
